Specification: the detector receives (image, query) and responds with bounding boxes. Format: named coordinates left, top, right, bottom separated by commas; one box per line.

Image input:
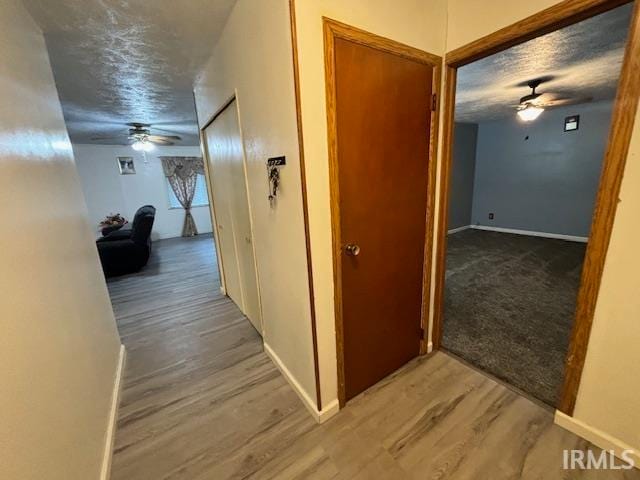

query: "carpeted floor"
left=442, top=229, right=586, bottom=407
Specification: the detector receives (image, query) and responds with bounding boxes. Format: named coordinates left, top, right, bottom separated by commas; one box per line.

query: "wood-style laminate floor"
left=109, top=235, right=639, bottom=479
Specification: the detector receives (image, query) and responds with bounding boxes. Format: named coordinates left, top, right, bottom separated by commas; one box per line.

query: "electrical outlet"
left=488, top=213, right=494, bottom=220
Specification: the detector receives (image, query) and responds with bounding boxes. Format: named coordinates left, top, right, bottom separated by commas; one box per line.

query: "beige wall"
left=0, top=1, right=122, bottom=478
left=194, top=0, right=318, bottom=407
left=445, top=0, right=640, bottom=458
left=197, top=0, right=639, bottom=447
left=446, top=0, right=558, bottom=50
left=294, top=0, right=639, bottom=449
left=293, top=0, right=447, bottom=408
left=571, top=102, right=640, bottom=454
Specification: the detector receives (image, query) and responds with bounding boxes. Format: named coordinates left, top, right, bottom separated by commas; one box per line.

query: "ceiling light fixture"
left=131, top=138, right=155, bottom=152
left=517, top=105, right=544, bottom=122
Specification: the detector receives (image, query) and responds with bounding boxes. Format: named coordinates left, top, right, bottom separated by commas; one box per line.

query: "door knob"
left=344, top=244, right=361, bottom=256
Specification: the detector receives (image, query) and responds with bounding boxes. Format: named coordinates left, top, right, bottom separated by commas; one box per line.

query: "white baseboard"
left=263, top=343, right=339, bottom=424
left=470, top=225, right=588, bottom=243
left=101, top=345, right=126, bottom=480
left=555, top=411, right=640, bottom=468
left=447, top=225, right=471, bottom=234
left=317, top=399, right=340, bottom=423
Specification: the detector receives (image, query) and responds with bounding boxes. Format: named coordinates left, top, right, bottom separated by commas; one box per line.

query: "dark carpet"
left=442, top=229, right=586, bottom=406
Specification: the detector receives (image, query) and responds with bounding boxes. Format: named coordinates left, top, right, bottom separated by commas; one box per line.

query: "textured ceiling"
left=456, top=3, right=633, bottom=123
left=23, top=0, right=237, bottom=145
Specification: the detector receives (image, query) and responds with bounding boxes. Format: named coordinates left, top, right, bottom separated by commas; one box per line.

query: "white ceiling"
left=23, top=0, right=238, bottom=145
left=456, top=3, right=633, bottom=123
left=23, top=2, right=633, bottom=138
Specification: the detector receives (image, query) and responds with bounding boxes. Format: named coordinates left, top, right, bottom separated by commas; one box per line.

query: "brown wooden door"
left=334, top=37, right=432, bottom=401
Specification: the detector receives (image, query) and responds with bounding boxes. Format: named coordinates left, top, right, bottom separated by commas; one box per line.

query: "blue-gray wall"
left=471, top=101, right=613, bottom=237
left=448, top=123, right=478, bottom=230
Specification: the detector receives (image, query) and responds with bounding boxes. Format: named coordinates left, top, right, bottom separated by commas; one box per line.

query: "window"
left=167, top=174, right=209, bottom=208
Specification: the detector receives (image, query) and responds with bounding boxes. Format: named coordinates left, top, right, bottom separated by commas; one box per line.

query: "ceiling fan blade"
left=153, top=118, right=198, bottom=128
left=90, top=135, right=128, bottom=141
left=543, top=96, right=593, bottom=108
left=149, top=138, right=175, bottom=146
left=152, top=126, right=191, bottom=134
left=148, top=135, right=181, bottom=142
left=524, top=92, right=556, bottom=106
left=150, top=134, right=182, bottom=140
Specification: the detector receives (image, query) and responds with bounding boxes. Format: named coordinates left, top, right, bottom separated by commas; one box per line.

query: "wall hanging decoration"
left=564, top=115, right=580, bottom=132
left=117, top=156, right=136, bottom=175
left=267, top=156, right=286, bottom=204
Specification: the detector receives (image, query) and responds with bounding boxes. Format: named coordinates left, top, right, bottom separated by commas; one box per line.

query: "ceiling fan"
left=91, top=123, right=182, bottom=151
left=515, top=78, right=592, bottom=121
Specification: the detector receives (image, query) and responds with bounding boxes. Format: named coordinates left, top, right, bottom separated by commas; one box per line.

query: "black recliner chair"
left=97, top=205, right=156, bottom=277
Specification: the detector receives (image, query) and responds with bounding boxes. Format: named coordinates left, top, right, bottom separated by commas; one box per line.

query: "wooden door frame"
left=323, top=18, right=442, bottom=407
left=431, top=0, right=640, bottom=415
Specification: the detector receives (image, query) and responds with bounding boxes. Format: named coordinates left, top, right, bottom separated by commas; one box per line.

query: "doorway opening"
left=433, top=1, right=639, bottom=411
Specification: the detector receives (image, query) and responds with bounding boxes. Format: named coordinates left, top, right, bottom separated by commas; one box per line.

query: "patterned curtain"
left=160, top=157, right=205, bottom=237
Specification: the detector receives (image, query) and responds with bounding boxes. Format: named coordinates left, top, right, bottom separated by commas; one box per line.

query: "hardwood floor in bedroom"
left=108, top=234, right=639, bottom=479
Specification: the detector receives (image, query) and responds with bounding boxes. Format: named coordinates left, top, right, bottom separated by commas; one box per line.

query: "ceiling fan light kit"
left=517, top=105, right=544, bottom=122
left=90, top=122, right=182, bottom=150
left=131, top=139, right=156, bottom=152
left=514, top=77, right=587, bottom=123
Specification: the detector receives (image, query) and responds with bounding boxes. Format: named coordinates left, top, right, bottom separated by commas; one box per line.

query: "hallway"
left=3, top=0, right=639, bottom=477
left=106, top=236, right=636, bottom=479
left=108, top=235, right=314, bottom=478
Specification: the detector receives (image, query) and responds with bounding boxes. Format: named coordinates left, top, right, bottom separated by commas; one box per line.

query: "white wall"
left=194, top=0, right=318, bottom=411
left=294, top=0, right=448, bottom=411
left=73, top=144, right=212, bottom=240
left=445, top=0, right=640, bottom=461
left=0, top=1, right=122, bottom=478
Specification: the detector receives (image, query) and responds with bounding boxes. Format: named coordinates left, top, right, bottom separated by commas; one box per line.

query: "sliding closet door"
left=204, top=119, right=243, bottom=309
left=203, top=100, right=262, bottom=333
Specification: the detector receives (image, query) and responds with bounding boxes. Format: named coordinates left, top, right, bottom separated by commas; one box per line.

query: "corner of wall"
left=555, top=411, right=640, bottom=467
left=264, top=343, right=338, bottom=423
left=100, top=345, right=126, bottom=480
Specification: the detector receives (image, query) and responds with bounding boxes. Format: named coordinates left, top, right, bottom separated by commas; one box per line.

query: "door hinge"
left=431, top=93, right=437, bottom=111
left=419, top=327, right=426, bottom=339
